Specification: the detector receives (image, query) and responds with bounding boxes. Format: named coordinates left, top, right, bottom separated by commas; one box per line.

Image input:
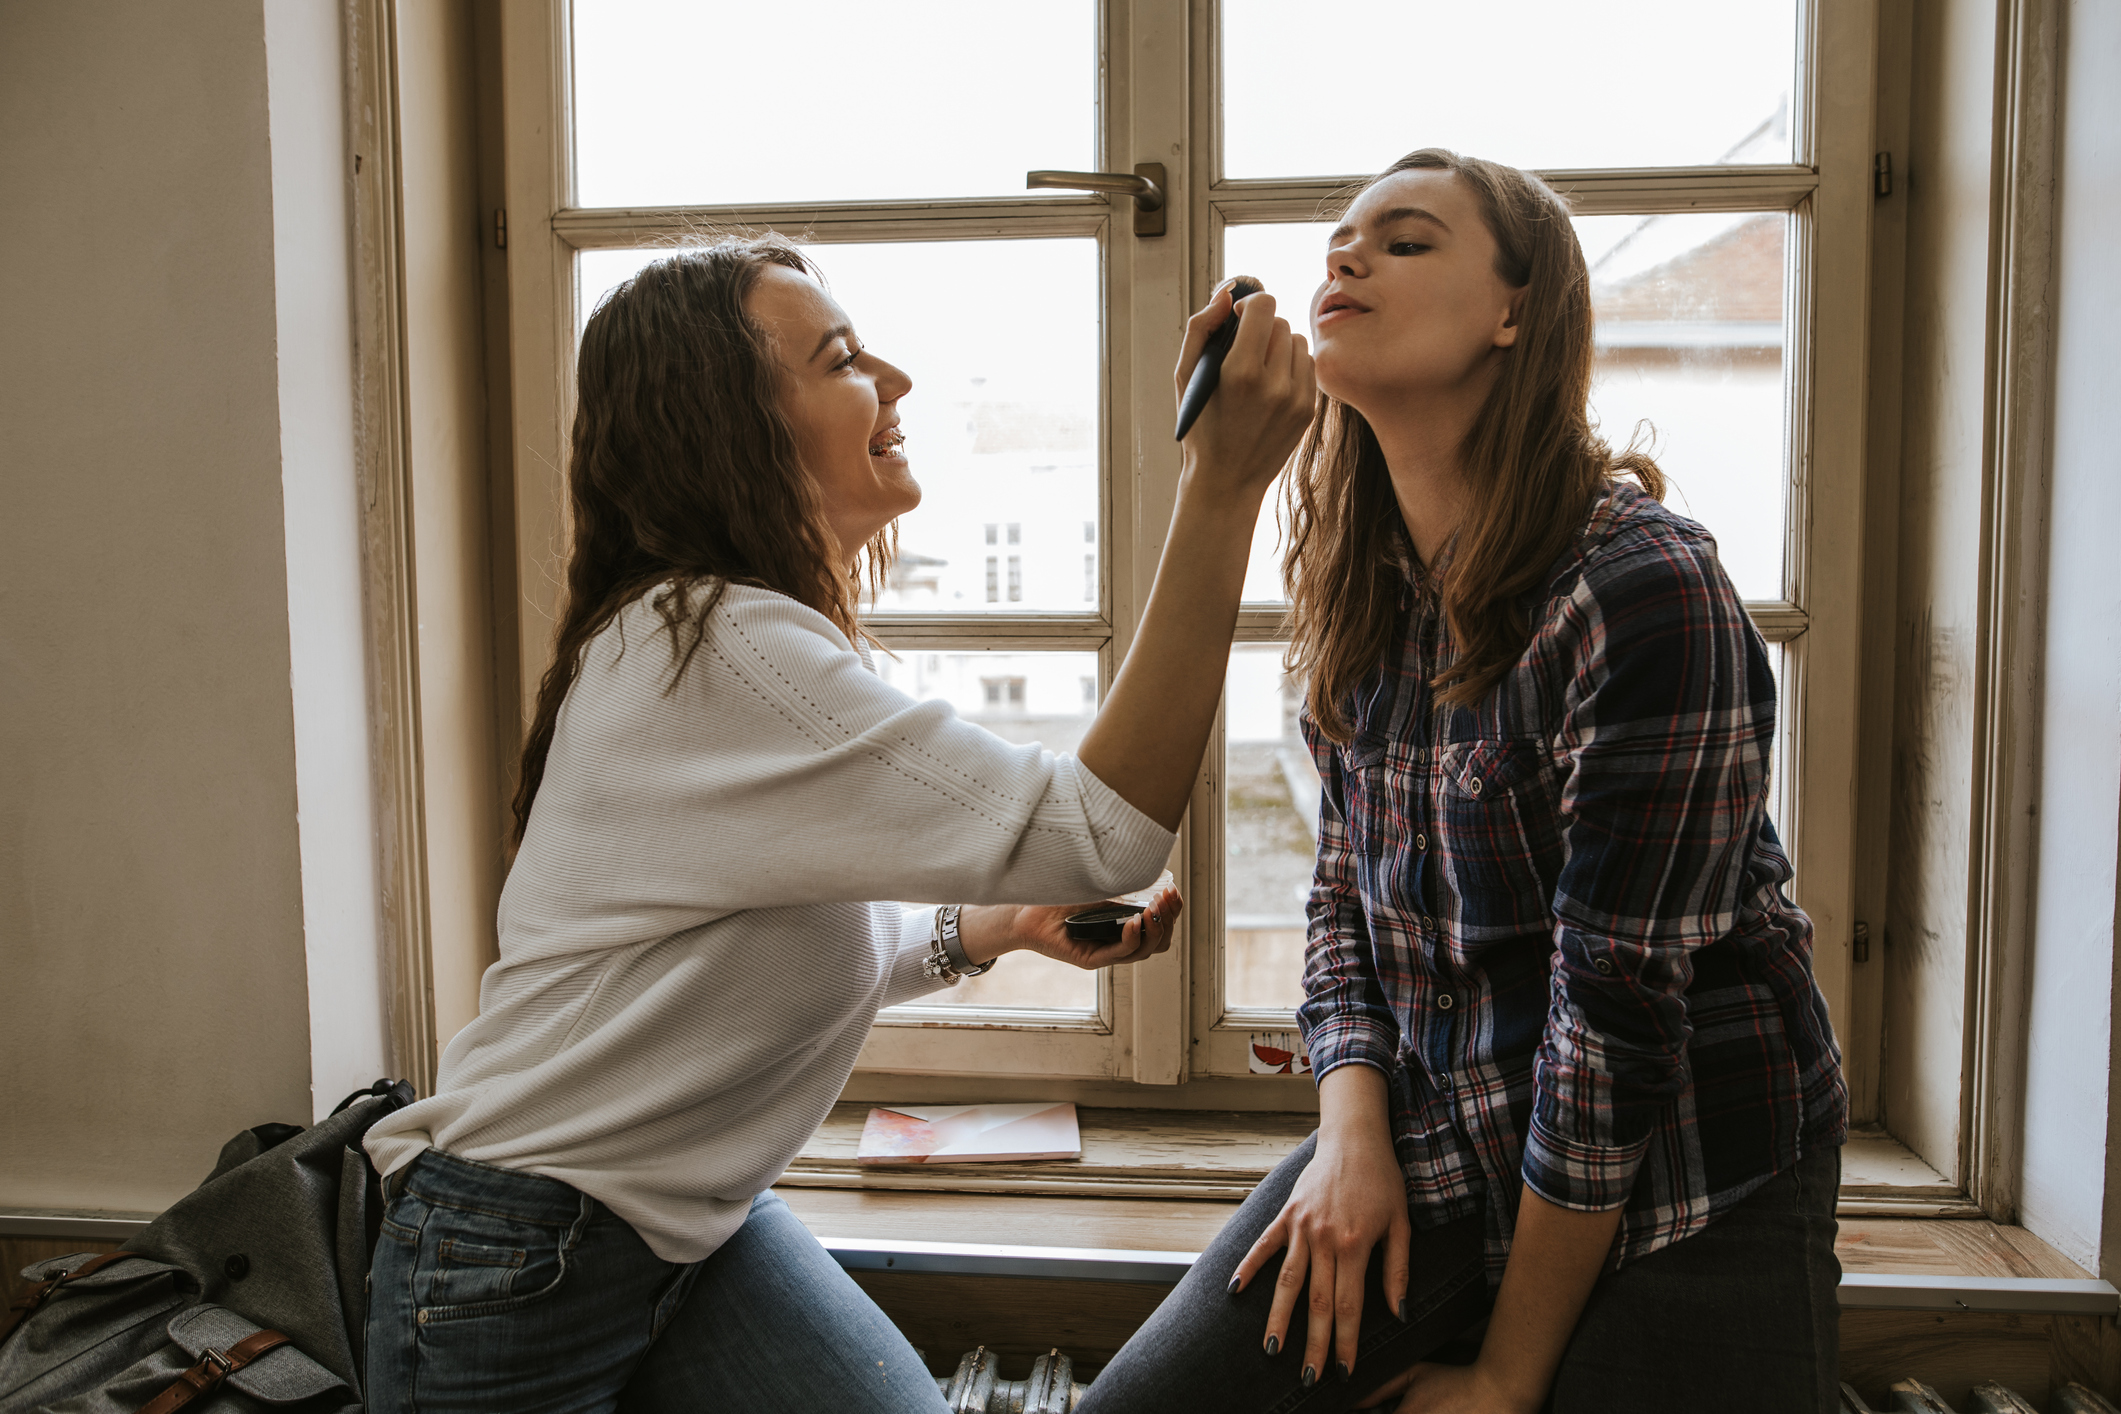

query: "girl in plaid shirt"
left=1082, top=151, right=1846, bottom=1414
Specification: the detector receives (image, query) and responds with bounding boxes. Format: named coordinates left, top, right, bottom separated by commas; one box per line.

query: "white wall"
left=0, top=0, right=388, bottom=1204
left=263, top=0, right=391, bottom=1119
left=2017, top=0, right=2121, bottom=1277
left=0, top=1, right=315, bottom=1207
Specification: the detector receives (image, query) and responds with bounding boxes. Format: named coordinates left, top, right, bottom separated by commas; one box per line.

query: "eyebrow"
left=810, top=323, right=854, bottom=363
left=1329, top=206, right=1453, bottom=243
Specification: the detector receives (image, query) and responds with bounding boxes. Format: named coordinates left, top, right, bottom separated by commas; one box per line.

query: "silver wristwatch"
left=921, top=904, right=995, bottom=984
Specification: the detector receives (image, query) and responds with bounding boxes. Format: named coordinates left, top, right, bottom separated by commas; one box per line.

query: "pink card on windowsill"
left=856, top=1102, right=1081, bottom=1165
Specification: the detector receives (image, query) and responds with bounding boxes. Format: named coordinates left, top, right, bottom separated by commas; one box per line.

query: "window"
left=503, top=0, right=1876, bottom=1095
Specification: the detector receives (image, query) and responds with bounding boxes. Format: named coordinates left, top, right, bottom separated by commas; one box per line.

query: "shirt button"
left=1468, top=777, right=1483, bottom=796
left=1438, top=1071, right=1453, bottom=1090
left=1421, top=914, right=1436, bottom=930
left=1414, top=833, right=1429, bottom=850
left=1437, top=993, right=1455, bottom=1011
left=1595, top=958, right=1616, bottom=976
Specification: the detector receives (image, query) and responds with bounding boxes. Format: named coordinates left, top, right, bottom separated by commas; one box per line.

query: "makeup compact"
left=1063, top=903, right=1145, bottom=944
left=1063, top=870, right=1175, bottom=944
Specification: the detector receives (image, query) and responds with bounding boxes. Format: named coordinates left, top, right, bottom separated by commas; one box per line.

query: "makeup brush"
left=1173, top=276, right=1265, bottom=442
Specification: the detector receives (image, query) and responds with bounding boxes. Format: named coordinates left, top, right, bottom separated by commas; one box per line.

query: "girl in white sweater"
left=361, top=236, right=1315, bottom=1413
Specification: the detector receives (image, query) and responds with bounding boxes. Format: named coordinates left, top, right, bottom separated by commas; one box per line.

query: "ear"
left=1492, top=287, right=1527, bottom=350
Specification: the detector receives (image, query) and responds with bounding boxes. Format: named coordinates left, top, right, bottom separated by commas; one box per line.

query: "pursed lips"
left=1315, top=290, right=1371, bottom=324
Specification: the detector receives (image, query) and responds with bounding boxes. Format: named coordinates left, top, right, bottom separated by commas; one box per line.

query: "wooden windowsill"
left=787, top=1106, right=1987, bottom=1219
left=781, top=1104, right=1315, bottom=1200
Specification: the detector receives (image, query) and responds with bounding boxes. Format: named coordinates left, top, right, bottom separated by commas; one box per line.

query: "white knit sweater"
left=363, top=584, right=1173, bottom=1262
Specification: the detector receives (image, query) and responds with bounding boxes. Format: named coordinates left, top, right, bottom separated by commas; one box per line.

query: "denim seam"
left=435, top=1237, right=527, bottom=1268
left=398, top=1192, right=431, bottom=1414
left=404, top=1193, right=580, bottom=1227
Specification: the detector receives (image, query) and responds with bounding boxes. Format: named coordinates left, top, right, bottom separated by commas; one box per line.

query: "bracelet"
left=921, top=905, right=995, bottom=985
left=940, top=905, right=994, bottom=977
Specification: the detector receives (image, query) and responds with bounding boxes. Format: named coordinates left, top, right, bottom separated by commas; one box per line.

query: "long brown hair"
left=511, top=234, right=893, bottom=844
left=1283, top=148, right=1664, bottom=739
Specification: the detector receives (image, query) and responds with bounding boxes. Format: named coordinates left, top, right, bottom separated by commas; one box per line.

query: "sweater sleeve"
left=880, top=905, right=950, bottom=1009
left=510, top=587, right=1175, bottom=947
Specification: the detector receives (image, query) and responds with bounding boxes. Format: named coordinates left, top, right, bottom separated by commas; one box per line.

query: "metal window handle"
left=1026, top=163, right=1167, bottom=237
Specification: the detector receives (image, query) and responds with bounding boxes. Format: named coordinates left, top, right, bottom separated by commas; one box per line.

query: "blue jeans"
left=365, top=1148, right=948, bottom=1413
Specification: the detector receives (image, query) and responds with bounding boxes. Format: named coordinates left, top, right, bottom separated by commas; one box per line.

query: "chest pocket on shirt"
left=1439, top=737, right=1558, bottom=927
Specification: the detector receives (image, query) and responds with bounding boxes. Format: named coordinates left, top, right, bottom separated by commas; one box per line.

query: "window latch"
left=1027, top=164, right=1167, bottom=237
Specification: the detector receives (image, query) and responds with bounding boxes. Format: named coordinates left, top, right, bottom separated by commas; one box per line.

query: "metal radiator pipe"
left=1840, top=1378, right=2121, bottom=1412
left=934, top=1347, right=1085, bottom=1414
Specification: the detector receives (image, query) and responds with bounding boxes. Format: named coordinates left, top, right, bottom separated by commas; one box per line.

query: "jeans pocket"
left=407, top=1198, right=581, bottom=1319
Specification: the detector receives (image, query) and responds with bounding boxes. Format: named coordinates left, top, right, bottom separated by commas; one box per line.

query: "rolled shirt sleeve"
left=1522, top=533, right=1773, bottom=1213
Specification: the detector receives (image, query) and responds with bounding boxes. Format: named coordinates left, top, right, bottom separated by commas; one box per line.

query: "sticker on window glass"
left=1248, top=1032, right=1311, bottom=1075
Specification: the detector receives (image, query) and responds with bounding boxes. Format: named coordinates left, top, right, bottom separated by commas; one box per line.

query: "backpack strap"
left=0, top=1250, right=135, bottom=1344
left=134, top=1328, right=293, bottom=1414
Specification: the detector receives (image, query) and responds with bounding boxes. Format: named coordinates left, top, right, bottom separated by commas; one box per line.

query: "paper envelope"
left=856, top=1101, right=1081, bottom=1165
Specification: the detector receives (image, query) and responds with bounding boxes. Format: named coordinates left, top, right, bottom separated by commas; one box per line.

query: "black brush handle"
left=1173, top=277, right=1265, bottom=442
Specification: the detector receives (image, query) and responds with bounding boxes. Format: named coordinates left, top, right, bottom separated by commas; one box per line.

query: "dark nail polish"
left=1227, top=1275, right=1241, bottom=1296
left=1397, top=1298, right=1409, bottom=1322
left=1263, top=1335, right=1279, bottom=1357
left=1301, top=1365, right=1317, bottom=1389
left=1334, top=1360, right=1351, bottom=1384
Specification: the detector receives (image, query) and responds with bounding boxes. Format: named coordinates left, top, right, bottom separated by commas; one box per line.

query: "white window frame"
left=496, top=0, right=1881, bottom=1104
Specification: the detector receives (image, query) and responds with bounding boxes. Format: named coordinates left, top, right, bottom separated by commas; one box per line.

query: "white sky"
left=573, top=1, right=1096, bottom=207
left=1222, top=0, right=1796, bottom=176
left=573, top=0, right=1796, bottom=208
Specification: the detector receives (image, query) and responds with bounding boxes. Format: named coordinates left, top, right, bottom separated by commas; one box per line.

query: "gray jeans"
left=1078, top=1138, right=1842, bottom=1414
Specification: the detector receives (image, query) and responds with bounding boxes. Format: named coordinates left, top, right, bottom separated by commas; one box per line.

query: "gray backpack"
left=0, top=1082, right=412, bottom=1413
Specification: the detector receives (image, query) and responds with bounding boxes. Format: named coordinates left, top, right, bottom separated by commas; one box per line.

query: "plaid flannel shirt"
left=1296, top=484, right=1846, bottom=1278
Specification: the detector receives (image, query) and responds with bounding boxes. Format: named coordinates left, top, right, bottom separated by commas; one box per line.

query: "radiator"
left=1842, top=1380, right=2121, bottom=1413
left=926, top=1355, right=2121, bottom=1414
left=933, top=1348, right=1084, bottom=1414
left=931, top=1354, right=2121, bottom=1414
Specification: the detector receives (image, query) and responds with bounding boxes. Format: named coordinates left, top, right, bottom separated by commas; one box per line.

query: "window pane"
left=1224, top=645, right=1311, bottom=1013
left=875, top=651, right=1102, bottom=1013
left=579, top=240, right=1102, bottom=614
left=1223, top=0, right=1797, bottom=178
left=573, top=2, right=1095, bottom=207
left=1224, top=212, right=1789, bottom=601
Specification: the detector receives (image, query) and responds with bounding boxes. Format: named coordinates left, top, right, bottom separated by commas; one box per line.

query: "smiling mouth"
left=868, top=428, right=906, bottom=457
